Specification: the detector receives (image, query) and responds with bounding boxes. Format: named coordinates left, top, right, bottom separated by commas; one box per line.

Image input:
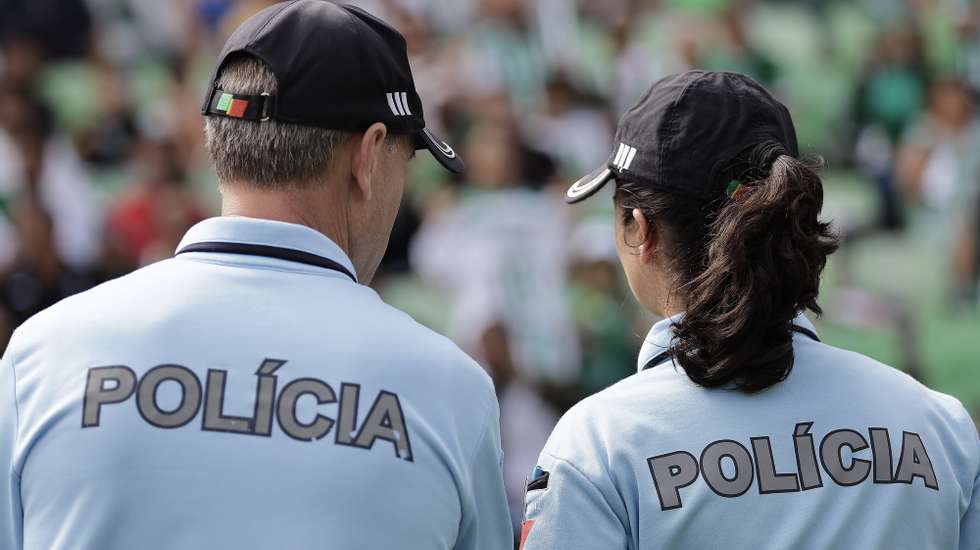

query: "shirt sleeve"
left=958, top=408, right=980, bottom=550
left=0, top=351, right=22, bottom=550
left=962, top=466, right=980, bottom=550
left=521, top=451, right=629, bottom=550
left=453, top=397, right=513, bottom=550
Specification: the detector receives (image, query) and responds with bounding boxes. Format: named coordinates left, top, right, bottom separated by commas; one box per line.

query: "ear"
left=631, top=208, right=658, bottom=264
left=350, top=122, right=389, bottom=201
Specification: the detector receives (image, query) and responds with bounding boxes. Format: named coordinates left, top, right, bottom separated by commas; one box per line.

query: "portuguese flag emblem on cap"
left=216, top=92, right=249, bottom=118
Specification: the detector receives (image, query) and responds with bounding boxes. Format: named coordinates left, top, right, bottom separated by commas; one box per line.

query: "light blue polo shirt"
left=0, top=216, right=512, bottom=550
left=523, top=313, right=980, bottom=549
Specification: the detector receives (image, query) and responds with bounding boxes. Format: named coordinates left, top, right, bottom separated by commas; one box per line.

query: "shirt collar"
left=175, top=216, right=358, bottom=282
left=636, top=312, right=684, bottom=373
left=636, top=311, right=818, bottom=373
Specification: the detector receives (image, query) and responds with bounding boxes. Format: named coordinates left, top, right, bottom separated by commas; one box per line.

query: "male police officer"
left=0, top=2, right=511, bottom=549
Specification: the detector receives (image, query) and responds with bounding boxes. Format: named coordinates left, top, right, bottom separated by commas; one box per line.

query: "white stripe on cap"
left=623, top=146, right=637, bottom=170
left=386, top=93, right=402, bottom=116
left=613, top=143, right=627, bottom=167
left=395, top=92, right=407, bottom=116
left=399, top=92, right=412, bottom=115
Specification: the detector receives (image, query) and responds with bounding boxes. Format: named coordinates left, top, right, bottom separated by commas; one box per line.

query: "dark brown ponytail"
left=616, top=142, right=839, bottom=392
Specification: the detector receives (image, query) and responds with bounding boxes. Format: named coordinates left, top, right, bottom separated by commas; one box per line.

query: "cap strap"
left=205, top=89, right=274, bottom=121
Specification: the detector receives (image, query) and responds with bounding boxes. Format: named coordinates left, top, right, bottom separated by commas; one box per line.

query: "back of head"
left=203, top=54, right=347, bottom=189
left=617, top=141, right=839, bottom=391
left=568, top=70, right=840, bottom=392
left=200, top=0, right=464, bottom=186
left=199, top=2, right=466, bottom=284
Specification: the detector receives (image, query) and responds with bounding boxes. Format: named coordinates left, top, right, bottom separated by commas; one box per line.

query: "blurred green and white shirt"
left=411, top=188, right=581, bottom=384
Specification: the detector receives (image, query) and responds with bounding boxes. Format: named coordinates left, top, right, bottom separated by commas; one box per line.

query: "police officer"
left=521, top=71, right=980, bottom=549
left=0, top=3, right=511, bottom=549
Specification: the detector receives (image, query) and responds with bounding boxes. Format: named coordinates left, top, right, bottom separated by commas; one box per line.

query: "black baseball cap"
left=566, top=70, right=798, bottom=203
left=201, top=0, right=462, bottom=174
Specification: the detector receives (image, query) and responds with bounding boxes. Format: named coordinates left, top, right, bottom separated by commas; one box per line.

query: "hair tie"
left=726, top=179, right=749, bottom=201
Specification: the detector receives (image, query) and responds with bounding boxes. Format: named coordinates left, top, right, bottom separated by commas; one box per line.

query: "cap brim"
left=416, top=127, right=464, bottom=174
left=565, top=166, right=613, bottom=204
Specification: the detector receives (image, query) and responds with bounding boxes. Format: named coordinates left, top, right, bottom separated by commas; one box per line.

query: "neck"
left=639, top=264, right=686, bottom=318
left=661, top=287, right=686, bottom=317
left=220, top=183, right=350, bottom=255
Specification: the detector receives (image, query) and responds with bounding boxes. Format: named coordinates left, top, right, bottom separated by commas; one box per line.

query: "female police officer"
left=521, top=71, right=979, bottom=549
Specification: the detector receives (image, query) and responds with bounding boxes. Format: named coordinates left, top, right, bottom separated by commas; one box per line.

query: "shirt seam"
left=457, top=391, right=497, bottom=540
left=464, top=393, right=497, bottom=469
left=7, top=348, right=22, bottom=480
left=539, top=450, right=618, bottom=508
left=538, top=449, right=630, bottom=537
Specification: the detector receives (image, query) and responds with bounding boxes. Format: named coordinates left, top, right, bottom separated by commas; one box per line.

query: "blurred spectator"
left=480, top=321, right=559, bottom=539
left=959, top=5, right=980, bottom=94
left=91, top=0, right=188, bottom=62
left=0, top=34, right=44, bottom=93
left=566, top=217, right=638, bottom=398
left=460, top=0, right=548, bottom=114
left=0, top=90, right=104, bottom=270
left=411, top=118, right=581, bottom=385
left=0, top=194, right=101, bottom=346
left=897, top=78, right=980, bottom=308
left=74, top=61, right=138, bottom=167
left=857, top=25, right=930, bottom=147
left=702, top=2, right=779, bottom=85
left=146, top=55, right=214, bottom=171
left=0, top=0, right=92, bottom=61
left=955, top=192, right=980, bottom=309
left=106, top=136, right=206, bottom=272
left=524, top=72, right=613, bottom=178
left=608, top=13, right=673, bottom=115
left=852, top=24, right=930, bottom=233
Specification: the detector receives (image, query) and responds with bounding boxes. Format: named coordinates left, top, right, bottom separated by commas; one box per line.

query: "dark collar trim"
left=176, top=241, right=357, bottom=283
left=641, top=324, right=820, bottom=371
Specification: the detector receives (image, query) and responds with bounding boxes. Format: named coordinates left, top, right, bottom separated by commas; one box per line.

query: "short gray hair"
left=204, top=55, right=348, bottom=188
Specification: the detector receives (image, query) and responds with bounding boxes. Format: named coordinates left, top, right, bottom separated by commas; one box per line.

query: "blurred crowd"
left=2, top=0, right=979, bottom=537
